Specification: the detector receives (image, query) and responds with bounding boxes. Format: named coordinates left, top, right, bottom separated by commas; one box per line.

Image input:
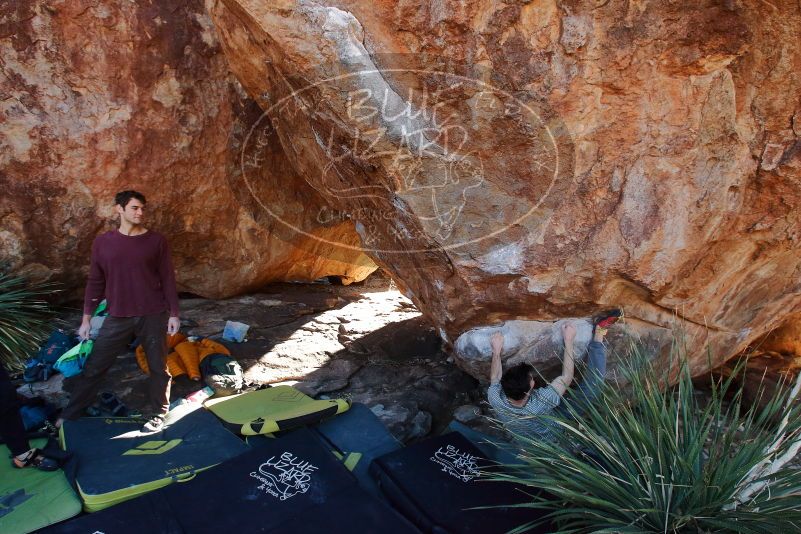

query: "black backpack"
left=23, top=330, right=74, bottom=383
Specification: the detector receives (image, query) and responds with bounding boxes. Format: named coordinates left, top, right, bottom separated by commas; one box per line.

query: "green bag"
left=93, top=299, right=108, bottom=317
left=54, top=340, right=94, bottom=378
left=200, top=353, right=244, bottom=396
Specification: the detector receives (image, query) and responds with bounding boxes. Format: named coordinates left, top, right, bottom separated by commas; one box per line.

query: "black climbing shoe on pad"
left=100, top=391, right=129, bottom=417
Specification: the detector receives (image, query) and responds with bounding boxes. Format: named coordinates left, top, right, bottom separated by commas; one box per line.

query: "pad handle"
left=174, top=472, right=197, bottom=483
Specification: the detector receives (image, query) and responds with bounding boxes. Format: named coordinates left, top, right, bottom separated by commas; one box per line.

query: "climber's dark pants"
left=556, top=340, right=607, bottom=419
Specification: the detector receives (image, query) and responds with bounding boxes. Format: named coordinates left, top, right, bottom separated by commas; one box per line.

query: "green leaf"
left=0, top=269, right=61, bottom=370
left=485, top=334, right=801, bottom=533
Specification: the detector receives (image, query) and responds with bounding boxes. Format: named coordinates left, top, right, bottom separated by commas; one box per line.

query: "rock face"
left=455, top=319, right=595, bottom=379
left=0, top=0, right=376, bottom=301
left=208, top=0, right=801, bottom=377
left=761, top=313, right=801, bottom=358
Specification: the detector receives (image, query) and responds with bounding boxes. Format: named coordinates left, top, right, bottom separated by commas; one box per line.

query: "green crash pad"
left=60, top=403, right=248, bottom=512
left=204, top=386, right=350, bottom=435
left=0, top=439, right=81, bottom=534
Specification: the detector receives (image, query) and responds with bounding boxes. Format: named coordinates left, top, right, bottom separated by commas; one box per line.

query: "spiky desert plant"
left=491, top=338, right=801, bottom=533
left=0, top=269, right=60, bottom=371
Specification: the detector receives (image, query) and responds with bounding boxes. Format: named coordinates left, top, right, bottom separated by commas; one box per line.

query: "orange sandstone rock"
left=0, top=0, right=376, bottom=300
left=208, top=0, right=801, bottom=377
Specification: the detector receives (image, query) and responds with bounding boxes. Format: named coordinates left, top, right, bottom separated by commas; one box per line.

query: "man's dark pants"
left=62, top=311, right=170, bottom=420
left=1, top=365, right=30, bottom=456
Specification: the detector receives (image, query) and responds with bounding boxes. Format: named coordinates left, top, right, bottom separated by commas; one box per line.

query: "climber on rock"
left=487, top=310, right=622, bottom=441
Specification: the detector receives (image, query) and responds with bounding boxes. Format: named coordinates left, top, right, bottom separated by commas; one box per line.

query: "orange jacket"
left=136, top=336, right=230, bottom=380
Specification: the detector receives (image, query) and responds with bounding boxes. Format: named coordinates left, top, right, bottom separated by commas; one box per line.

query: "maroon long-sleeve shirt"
left=83, top=230, right=180, bottom=317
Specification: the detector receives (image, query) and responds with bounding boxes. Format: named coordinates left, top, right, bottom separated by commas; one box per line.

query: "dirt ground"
left=37, top=272, right=484, bottom=442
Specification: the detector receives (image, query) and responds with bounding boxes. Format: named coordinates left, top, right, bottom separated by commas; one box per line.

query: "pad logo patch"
left=250, top=451, right=318, bottom=501
left=103, top=418, right=132, bottom=425
left=0, top=489, right=32, bottom=518
left=122, top=439, right=182, bottom=455
left=430, top=444, right=480, bottom=482
left=274, top=389, right=304, bottom=402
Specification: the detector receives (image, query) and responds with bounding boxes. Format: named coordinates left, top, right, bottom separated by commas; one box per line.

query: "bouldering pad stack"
left=60, top=404, right=248, bottom=512
left=0, top=439, right=81, bottom=534
left=46, top=428, right=419, bottom=533
left=203, top=386, right=349, bottom=435
left=39, top=492, right=182, bottom=534
left=370, top=431, right=553, bottom=533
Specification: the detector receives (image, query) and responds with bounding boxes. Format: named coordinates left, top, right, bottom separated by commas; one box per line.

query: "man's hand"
left=78, top=315, right=92, bottom=340
left=490, top=331, right=504, bottom=354
left=167, top=316, right=180, bottom=336
left=562, top=321, right=576, bottom=345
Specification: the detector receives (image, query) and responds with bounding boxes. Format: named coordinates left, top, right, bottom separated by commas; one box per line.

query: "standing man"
left=58, top=191, right=180, bottom=433
left=487, top=310, right=621, bottom=441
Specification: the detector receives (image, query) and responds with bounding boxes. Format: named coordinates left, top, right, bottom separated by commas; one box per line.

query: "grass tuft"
left=0, top=269, right=60, bottom=371
left=490, top=336, right=801, bottom=533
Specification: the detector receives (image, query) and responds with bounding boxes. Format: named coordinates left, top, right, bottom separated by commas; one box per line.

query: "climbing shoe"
left=100, top=391, right=129, bottom=417
left=592, top=309, right=623, bottom=336
left=141, top=414, right=165, bottom=433
left=12, top=449, right=59, bottom=471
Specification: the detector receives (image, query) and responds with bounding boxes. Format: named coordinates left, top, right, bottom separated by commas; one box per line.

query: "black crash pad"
left=370, top=431, right=553, bottom=533
left=313, top=403, right=402, bottom=498
left=160, top=427, right=419, bottom=533
left=60, top=404, right=249, bottom=511
left=39, top=492, right=182, bottom=534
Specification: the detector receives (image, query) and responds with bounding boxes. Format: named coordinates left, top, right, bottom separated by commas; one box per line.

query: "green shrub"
left=0, top=269, right=59, bottom=371
left=491, top=338, right=801, bottom=533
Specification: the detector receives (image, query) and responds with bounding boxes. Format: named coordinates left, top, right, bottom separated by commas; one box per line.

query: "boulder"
left=453, top=404, right=481, bottom=425
left=760, top=313, right=801, bottom=357
left=16, top=374, right=69, bottom=408
left=369, top=402, right=432, bottom=442
left=0, top=0, right=376, bottom=301
left=293, top=358, right=361, bottom=396
left=208, top=0, right=801, bottom=378
left=455, top=319, right=595, bottom=378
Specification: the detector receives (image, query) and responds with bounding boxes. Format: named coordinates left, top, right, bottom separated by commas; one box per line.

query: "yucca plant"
left=490, top=337, right=801, bottom=533
left=0, top=269, right=60, bottom=371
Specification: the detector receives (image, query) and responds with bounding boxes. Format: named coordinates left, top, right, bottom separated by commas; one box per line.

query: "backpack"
left=89, top=300, right=109, bottom=338
left=20, top=405, right=54, bottom=431
left=23, top=330, right=74, bottom=383
left=200, top=353, right=244, bottom=396
left=22, top=300, right=107, bottom=383
left=54, top=340, right=94, bottom=378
